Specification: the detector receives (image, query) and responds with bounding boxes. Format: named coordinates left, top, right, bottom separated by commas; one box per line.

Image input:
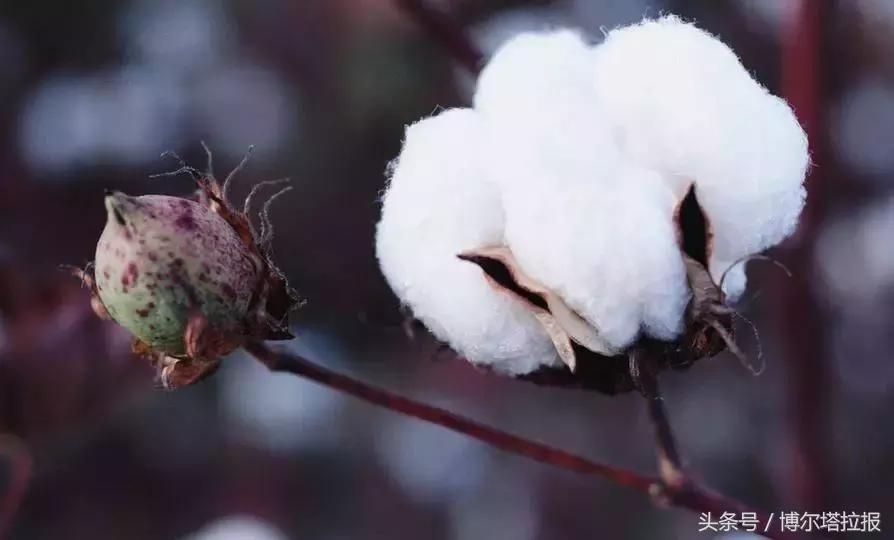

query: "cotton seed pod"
left=74, top=149, right=299, bottom=389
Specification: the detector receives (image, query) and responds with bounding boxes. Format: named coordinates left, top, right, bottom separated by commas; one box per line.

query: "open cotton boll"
left=375, top=108, right=561, bottom=375
left=592, top=16, right=809, bottom=298
left=495, top=151, right=690, bottom=350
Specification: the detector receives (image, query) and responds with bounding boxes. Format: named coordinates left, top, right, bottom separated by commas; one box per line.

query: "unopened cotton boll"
left=78, top=148, right=299, bottom=390
left=592, top=16, right=809, bottom=297
left=375, top=108, right=561, bottom=375
left=95, top=193, right=259, bottom=355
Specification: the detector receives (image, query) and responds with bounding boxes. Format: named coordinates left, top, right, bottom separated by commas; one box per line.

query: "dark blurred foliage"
left=0, top=1, right=892, bottom=539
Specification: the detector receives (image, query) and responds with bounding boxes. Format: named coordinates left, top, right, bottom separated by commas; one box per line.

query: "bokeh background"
left=0, top=0, right=891, bottom=539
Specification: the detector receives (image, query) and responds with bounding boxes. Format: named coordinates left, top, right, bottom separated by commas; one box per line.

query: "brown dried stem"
left=639, top=357, right=818, bottom=539
left=633, top=351, right=685, bottom=488
left=244, top=340, right=800, bottom=537
left=632, top=351, right=779, bottom=523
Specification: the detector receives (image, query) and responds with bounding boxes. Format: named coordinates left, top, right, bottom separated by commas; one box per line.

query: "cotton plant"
left=376, top=16, right=809, bottom=393
left=58, top=8, right=812, bottom=522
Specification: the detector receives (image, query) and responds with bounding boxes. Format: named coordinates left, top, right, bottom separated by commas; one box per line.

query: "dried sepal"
left=160, top=357, right=220, bottom=390
left=155, top=148, right=299, bottom=375
left=132, top=339, right=219, bottom=389
left=62, top=263, right=111, bottom=321
left=181, top=149, right=298, bottom=326
left=674, top=185, right=755, bottom=373
left=682, top=255, right=724, bottom=323
left=458, top=246, right=618, bottom=372
left=518, top=344, right=635, bottom=395
left=184, top=311, right=242, bottom=362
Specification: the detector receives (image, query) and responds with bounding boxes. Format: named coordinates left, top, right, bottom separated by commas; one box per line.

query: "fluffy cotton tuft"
left=591, top=16, right=809, bottom=297
left=376, top=16, right=808, bottom=374
left=474, top=30, right=689, bottom=349
left=376, top=108, right=561, bottom=375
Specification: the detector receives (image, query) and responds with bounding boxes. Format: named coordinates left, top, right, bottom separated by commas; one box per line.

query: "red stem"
left=245, top=341, right=650, bottom=489
left=244, top=341, right=801, bottom=538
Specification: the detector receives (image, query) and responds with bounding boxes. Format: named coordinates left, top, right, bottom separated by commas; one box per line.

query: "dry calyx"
left=70, top=146, right=299, bottom=389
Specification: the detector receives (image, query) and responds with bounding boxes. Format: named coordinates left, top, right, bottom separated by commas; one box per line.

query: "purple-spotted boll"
left=75, top=148, right=298, bottom=389
left=95, top=192, right=258, bottom=356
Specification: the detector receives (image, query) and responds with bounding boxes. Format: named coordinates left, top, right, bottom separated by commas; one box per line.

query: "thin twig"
left=243, top=341, right=801, bottom=538
left=0, top=435, right=32, bottom=540
left=634, top=353, right=685, bottom=488
left=245, top=341, right=650, bottom=489
left=632, top=356, right=801, bottom=537
left=393, top=0, right=485, bottom=74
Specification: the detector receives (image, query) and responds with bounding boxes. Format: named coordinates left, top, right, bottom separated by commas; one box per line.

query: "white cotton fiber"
left=376, top=16, right=808, bottom=374
left=591, top=16, right=809, bottom=297
left=474, top=29, right=621, bottom=172
left=474, top=29, right=622, bottom=195
left=472, top=29, right=689, bottom=349
left=497, top=160, right=690, bottom=349
left=375, top=108, right=562, bottom=375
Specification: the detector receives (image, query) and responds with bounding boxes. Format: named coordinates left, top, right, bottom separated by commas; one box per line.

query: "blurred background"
left=0, top=0, right=890, bottom=539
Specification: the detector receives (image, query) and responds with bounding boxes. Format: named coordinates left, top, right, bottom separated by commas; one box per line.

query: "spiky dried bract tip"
left=375, top=16, right=808, bottom=392
left=84, top=149, right=299, bottom=389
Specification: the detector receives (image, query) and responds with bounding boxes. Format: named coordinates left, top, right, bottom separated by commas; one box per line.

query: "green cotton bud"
left=74, top=148, right=299, bottom=389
